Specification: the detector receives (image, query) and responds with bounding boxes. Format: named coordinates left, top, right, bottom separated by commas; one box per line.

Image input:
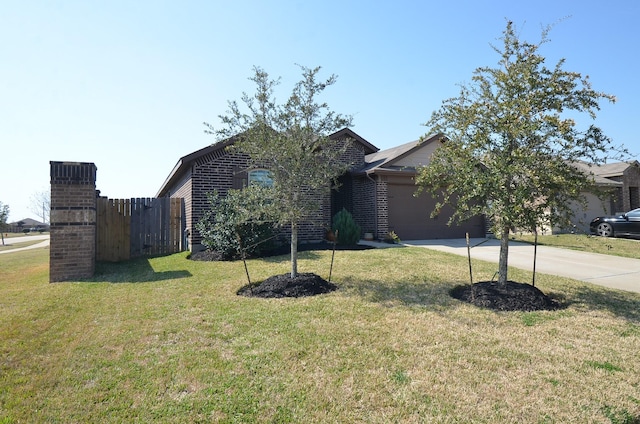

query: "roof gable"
left=329, top=128, right=378, bottom=155
left=361, top=133, right=443, bottom=174
left=591, top=160, right=640, bottom=178
left=572, top=161, right=624, bottom=187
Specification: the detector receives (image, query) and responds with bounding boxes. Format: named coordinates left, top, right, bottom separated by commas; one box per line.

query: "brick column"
left=49, top=162, right=98, bottom=282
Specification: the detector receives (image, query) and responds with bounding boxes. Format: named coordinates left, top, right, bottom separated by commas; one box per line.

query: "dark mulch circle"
left=450, top=281, right=561, bottom=311
left=237, top=272, right=338, bottom=298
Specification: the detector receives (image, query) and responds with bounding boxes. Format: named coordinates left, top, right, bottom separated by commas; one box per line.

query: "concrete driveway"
left=0, top=234, right=50, bottom=254
left=403, top=238, right=640, bottom=294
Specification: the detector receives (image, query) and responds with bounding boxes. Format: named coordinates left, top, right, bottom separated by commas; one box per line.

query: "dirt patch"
left=237, top=273, right=338, bottom=298
left=450, top=281, right=560, bottom=311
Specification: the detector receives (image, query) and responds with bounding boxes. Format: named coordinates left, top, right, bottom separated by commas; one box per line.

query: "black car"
left=590, top=208, right=640, bottom=237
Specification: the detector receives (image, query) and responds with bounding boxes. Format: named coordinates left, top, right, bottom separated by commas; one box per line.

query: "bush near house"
left=332, top=208, right=361, bottom=245
left=196, top=191, right=276, bottom=260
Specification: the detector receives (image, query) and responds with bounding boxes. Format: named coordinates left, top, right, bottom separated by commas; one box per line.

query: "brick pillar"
left=49, top=162, right=98, bottom=282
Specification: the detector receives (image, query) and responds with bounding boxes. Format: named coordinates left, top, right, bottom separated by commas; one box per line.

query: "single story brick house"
left=156, top=128, right=486, bottom=251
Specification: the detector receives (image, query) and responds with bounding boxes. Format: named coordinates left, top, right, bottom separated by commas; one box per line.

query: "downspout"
left=366, top=172, right=378, bottom=239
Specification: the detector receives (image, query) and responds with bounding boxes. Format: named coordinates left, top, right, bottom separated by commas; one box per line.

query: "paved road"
left=0, top=234, right=50, bottom=254
left=403, top=238, right=640, bottom=294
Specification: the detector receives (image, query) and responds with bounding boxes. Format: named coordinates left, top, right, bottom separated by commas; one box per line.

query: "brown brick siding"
left=623, top=165, right=640, bottom=211
left=190, top=152, right=250, bottom=249
left=338, top=138, right=367, bottom=170
left=352, top=176, right=377, bottom=237
left=167, top=170, right=193, bottom=248
left=161, top=135, right=370, bottom=250
left=49, top=162, right=97, bottom=282
left=376, top=178, right=389, bottom=238
left=49, top=226, right=96, bottom=282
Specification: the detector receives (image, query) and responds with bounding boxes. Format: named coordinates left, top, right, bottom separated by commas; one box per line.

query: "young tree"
left=0, top=202, right=9, bottom=246
left=416, top=21, right=624, bottom=285
left=207, top=65, right=353, bottom=278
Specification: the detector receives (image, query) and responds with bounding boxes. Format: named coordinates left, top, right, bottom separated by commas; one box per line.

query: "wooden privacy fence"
left=97, top=197, right=185, bottom=262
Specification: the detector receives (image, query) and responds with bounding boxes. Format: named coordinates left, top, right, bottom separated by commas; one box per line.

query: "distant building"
left=7, top=218, right=49, bottom=233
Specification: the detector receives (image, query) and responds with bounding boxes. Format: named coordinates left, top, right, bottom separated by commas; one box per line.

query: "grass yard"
left=513, top=233, right=640, bottom=260
left=1, top=245, right=639, bottom=423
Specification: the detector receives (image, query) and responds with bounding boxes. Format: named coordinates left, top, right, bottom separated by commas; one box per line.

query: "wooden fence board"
left=96, top=197, right=184, bottom=262
left=96, top=197, right=131, bottom=262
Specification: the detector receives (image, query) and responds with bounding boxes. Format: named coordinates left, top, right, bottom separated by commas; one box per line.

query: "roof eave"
left=329, top=128, right=379, bottom=154
left=156, top=137, right=235, bottom=197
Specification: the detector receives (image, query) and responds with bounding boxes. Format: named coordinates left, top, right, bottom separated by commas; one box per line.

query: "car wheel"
left=596, top=222, right=614, bottom=237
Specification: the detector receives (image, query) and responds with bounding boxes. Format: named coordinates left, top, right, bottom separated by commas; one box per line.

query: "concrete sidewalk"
left=0, top=234, right=50, bottom=254
left=403, top=238, right=640, bottom=294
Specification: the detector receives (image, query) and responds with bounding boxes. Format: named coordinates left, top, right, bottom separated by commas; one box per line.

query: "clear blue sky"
left=2, top=0, right=638, bottom=222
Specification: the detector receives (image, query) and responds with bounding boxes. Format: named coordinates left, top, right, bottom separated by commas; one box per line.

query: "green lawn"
left=1, top=245, right=639, bottom=423
left=513, top=233, right=640, bottom=260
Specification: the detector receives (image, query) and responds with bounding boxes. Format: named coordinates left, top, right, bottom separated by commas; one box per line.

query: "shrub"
left=196, top=190, right=276, bottom=260
left=384, top=231, right=401, bottom=244
left=332, top=208, right=361, bottom=245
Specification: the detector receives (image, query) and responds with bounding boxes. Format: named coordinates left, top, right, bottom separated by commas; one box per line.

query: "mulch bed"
left=194, top=243, right=558, bottom=310
left=237, top=273, right=338, bottom=298
left=450, top=281, right=561, bottom=311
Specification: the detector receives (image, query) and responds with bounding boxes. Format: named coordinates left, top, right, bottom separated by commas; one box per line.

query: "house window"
left=248, top=169, right=273, bottom=187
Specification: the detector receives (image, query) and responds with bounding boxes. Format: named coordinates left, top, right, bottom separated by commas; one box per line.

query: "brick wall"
left=49, top=162, right=97, bottom=282
left=352, top=176, right=377, bottom=237
left=163, top=135, right=370, bottom=251
left=167, top=170, right=193, bottom=249
left=190, top=151, right=250, bottom=249
left=376, top=177, right=389, bottom=237
left=188, top=149, right=338, bottom=250
left=338, top=138, right=367, bottom=170
left=623, top=165, right=640, bottom=211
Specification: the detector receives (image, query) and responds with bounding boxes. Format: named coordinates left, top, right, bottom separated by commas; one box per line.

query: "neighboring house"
left=589, top=161, right=640, bottom=212
left=559, top=161, right=640, bottom=234
left=156, top=129, right=486, bottom=251
left=7, top=218, right=49, bottom=233
left=353, top=134, right=485, bottom=240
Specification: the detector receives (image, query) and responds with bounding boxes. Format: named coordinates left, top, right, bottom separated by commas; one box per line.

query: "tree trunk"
left=290, top=221, right=298, bottom=278
left=498, top=224, right=510, bottom=285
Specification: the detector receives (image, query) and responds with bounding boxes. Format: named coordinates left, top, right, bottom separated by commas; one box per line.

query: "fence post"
left=49, top=161, right=97, bottom=282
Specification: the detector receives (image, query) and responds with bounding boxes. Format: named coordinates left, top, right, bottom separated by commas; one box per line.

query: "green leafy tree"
left=207, top=65, right=353, bottom=278
left=0, top=202, right=9, bottom=246
left=416, top=21, right=625, bottom=285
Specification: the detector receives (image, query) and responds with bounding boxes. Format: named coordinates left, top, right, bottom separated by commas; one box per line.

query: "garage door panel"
left=388, top=184, right=484, bottom=240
